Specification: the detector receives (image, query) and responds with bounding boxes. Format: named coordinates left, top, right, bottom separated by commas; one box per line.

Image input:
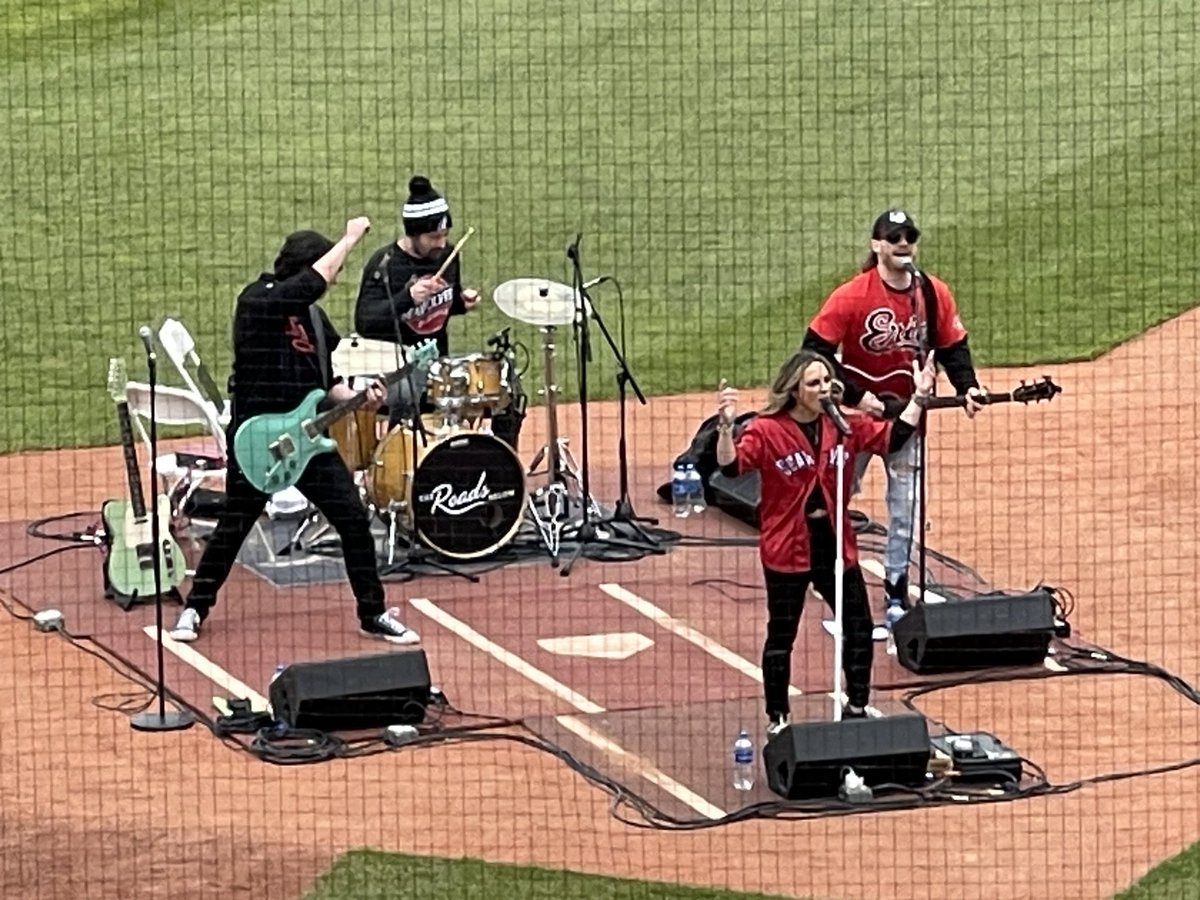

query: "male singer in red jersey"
left=802, top=209, right=984, bottom=631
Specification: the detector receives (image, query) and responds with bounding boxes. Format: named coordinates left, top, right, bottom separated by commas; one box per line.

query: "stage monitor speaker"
left=892, top=591, right=1056, bottom=674
left=707, top=471, right=759, bottom=527
left=763, top=713, right=931, bottom=800
left=268, top=650, right=431, bottom=732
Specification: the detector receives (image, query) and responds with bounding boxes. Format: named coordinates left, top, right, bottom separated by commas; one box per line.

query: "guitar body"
left=233, top=389, right=336, bottom=493
left=102, top=494, right=187, bottom=601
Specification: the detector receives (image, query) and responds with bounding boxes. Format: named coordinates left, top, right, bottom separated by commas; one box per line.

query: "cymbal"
left=493, top=278, right=577, bottom=327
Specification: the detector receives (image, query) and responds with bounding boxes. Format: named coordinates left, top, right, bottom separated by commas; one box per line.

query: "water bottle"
left=732, top=728, right=755, bottom=791
left=671, top=463, right=690, bottom=518
left=685, top=463, right=706, bottom=514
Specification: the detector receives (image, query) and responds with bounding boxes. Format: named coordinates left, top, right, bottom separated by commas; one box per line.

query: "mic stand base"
left=378, top=528, right=481, bottom=584
left=131, top=707, right=195, bottom=732
left=559, top=519, right=666, bottom=577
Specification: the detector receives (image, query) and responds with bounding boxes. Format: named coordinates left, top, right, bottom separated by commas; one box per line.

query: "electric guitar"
left=880, top=376, right=1063, bottom=419
left=233, top=339, right=439, bottom=493
left=102, top=358, right=187, bottom=604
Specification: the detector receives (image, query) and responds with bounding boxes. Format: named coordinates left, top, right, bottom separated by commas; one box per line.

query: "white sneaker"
left=767, top=715, right=790, bottom=737
left=360, top=608, right=421, bottom=645
left=169, top=608, right=202, bottom=642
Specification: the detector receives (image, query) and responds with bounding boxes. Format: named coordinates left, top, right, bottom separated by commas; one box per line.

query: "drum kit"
left=321, top=277, right=602, bottom=569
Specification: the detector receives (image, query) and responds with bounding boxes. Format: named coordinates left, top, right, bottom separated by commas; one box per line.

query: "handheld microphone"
left=897, top=256, right=920, bottom=277
left=138, top=325, right=156, bottom=360
left=580, top=275, right=609, bottom=291
left=820, top=396, right=852, bottom=436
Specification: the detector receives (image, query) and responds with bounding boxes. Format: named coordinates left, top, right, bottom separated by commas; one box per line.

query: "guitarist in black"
left=169, top=217, right=421, bottom=646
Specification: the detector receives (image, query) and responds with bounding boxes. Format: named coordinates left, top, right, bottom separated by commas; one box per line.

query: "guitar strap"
left=309, top=305, right=331, bottom=389
left=916, top=272, right=939, bottom=358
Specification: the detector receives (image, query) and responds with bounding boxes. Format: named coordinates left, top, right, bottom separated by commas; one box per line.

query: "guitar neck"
left=114, top=401, right=149, bottom=520
left=923, top=391, right=1012, bottom=411
left=310, top=360, right=415, bottom=434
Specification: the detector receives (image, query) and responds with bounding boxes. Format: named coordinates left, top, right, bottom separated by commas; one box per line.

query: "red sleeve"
left=933, top=277, right=968, bottom=347
left=848, top=413, right=890, bottom=458
left=808, top=283, right=855, bottom=346
left=734, top=420, right=766, bottom=472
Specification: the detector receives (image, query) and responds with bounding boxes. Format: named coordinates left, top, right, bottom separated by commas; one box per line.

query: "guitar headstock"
left=1013, top=376, right=1062, bottom=404
left=411, top=338, right=440, bottom=366
left=106, top=357, right=129, bottom=404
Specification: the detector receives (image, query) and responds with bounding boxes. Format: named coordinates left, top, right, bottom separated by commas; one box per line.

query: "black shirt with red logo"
left=228, top=267, right=340, bottom=424
left=354, top=242, right=467, bottom=356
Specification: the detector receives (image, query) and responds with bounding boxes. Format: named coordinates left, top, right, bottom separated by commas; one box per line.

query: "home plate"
left=537, top=632, right=654, bottom=660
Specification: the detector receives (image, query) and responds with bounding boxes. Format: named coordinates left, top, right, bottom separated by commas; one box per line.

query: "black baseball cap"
left=871, top=209, right=921, bottom=240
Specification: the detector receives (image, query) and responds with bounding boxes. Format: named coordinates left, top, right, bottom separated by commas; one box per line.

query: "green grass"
left=1, top=0, right=1196, bottom=451
left=303, top=850, right=799, bottom=900
left=1115, top=838, right=1200, bottom=899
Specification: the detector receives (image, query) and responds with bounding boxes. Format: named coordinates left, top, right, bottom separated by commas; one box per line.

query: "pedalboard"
left=930, top=732, right=1023, bottom=784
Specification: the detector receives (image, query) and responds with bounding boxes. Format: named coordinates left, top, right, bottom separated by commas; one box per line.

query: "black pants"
left=187, top=443, right=385, bottom=622
left=762, top=521, right=874, bottom=718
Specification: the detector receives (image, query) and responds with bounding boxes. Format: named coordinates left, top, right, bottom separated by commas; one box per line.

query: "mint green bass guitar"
left=233, top=339, right=438, bottom=494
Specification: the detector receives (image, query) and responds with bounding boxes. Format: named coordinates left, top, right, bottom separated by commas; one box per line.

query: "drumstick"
left=433, top=225, right=476, bottom=281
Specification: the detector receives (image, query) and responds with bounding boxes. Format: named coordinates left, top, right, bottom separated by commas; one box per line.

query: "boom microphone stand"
left=579, top=278, right=665, bottom=551
left=131, top=326, right=194, bottom=733
left=560, top=234, right=658, bottom=577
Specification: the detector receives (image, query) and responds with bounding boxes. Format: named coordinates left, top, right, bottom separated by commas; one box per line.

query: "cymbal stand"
left=525, top=322, right=590, bottom=564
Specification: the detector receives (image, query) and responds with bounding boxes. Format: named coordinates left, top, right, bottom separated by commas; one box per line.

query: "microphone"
left=138, top=326, right=156, bottom=360
left=897, top=256, right=920, bottom=277
left=486, top=326, right=511, bottom=349
left=820, top=396, right=852, bottom=437
left=566, top=232, right=582, bottom=261
left=580, top=275, right=609, bottom=291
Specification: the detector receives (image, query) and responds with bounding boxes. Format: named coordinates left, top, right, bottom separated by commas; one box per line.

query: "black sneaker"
left=359, top=608, right=421, bottom=645
left=884, top=575, right=910, bottom=611
left=843, top=704, right=868, bottom=719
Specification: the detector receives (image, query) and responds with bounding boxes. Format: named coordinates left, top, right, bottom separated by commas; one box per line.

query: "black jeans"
left=187, top=441, right=386, bottom=622
left=762, top=521, right=874, bottom=718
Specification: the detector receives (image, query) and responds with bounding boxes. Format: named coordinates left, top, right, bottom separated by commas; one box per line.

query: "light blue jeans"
left=852, top=433, right=919, bottom=592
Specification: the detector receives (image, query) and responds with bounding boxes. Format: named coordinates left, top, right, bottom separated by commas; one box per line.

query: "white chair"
left=157, top=318, right=231, bottom=426
left=123, top=382, right=228, bottom=515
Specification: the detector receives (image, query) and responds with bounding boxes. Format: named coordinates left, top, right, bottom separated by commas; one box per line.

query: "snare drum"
left=366, top=424, right=527, bottom=559
left=328, top=408, right=384, bottom=472
left=426, top=353, right=512, bottom=416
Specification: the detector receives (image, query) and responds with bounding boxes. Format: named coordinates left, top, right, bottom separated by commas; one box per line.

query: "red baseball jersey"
left=809, top=269, right=967, bottom=402
left=733, top=411, right=892, bottom=573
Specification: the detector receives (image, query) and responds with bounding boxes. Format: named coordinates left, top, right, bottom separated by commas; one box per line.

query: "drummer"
left=354, top=175, right=481, bottom=420
left=354, top=174, right=525, bottom=449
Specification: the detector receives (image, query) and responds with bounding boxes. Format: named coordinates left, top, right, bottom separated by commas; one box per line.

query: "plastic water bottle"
left=732, top=728, right=755, bottom=791
left=685, top=463, right=706, bottom=514
left=671, top=464, right=691, bottom=518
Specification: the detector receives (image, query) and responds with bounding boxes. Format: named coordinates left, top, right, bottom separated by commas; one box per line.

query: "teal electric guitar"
left=233, top=339, right=439, bottom=493
left=102, top=358, right=187, bottom=605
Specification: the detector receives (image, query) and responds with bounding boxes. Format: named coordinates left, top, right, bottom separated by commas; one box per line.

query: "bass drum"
left=410, top=432, right=528, bottom=559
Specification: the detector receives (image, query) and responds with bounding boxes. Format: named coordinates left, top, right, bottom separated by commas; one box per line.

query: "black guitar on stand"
left=101, top=357, right=186, bottom=610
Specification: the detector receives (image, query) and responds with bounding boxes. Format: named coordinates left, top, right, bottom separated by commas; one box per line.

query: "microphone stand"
left=831, top=418, right=847, bottom=723
left=908, top=264, right=930, bottom=609
left=131, top=329, right=194, bottom=732
left=560, top=235, right=657, bottom=577
left=582, top=279, right=665, bottom=551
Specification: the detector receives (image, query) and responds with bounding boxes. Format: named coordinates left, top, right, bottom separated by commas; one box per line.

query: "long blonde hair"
left=761, top=349, right=844, bottom=416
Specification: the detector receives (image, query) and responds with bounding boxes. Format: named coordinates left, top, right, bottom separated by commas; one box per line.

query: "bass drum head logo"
left=411, top=432, right=527, bottom=559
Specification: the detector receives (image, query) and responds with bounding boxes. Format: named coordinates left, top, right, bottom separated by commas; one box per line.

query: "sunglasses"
left=882, top=230, right=919, bottom=245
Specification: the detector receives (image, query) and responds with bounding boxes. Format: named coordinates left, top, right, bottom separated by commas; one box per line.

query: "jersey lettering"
left=860, top=307, right=925, bottom=355
left=774, top=450, right=815, bottom=475
left=285, top=316, right=315, bottom=353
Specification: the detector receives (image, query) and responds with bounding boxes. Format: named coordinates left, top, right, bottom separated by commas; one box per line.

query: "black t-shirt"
left=228, top=267, right=340, bottom=423
left=353, top=242, right=466, bottom=357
